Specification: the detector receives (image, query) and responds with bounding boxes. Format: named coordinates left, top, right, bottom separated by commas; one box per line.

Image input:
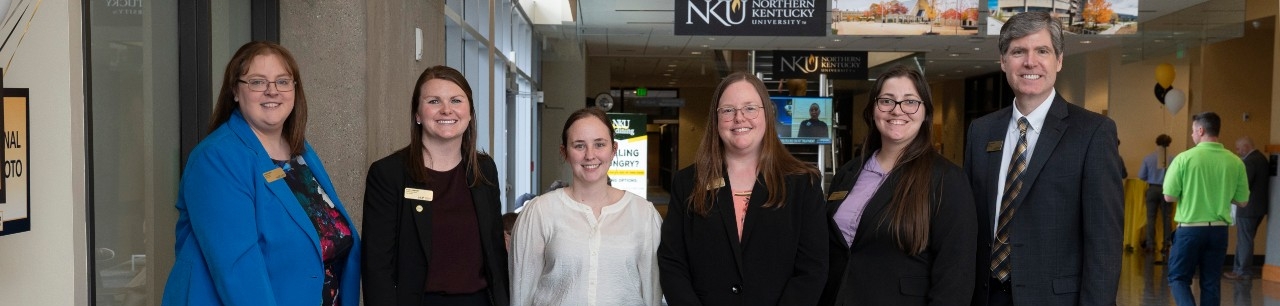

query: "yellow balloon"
left=1155, top=63, right=1175, bottom=88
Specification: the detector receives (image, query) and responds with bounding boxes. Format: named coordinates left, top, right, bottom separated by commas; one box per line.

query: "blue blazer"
left=163, top=110, right=361, bottom=306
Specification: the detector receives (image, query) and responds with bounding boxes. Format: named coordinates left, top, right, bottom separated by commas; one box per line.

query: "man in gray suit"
left=964, top=12, right=1124, bottom=306
left=1225, top=136, right=1270, bottom=280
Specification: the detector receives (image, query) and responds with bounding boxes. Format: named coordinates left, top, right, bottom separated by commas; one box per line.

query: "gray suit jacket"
left=964, top=95, right=1124, bottom=306
left=1239, top=150, right=1270, bottom=219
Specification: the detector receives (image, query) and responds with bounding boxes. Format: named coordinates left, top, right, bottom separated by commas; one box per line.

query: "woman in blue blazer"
left=162, top=41, right=361, bottom=306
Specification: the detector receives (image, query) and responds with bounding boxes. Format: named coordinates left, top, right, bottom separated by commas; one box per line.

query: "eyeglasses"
left=238, top=79, right=296, bottom=92
left=874, top=98, right=923, bottom=114
left=716, top=105, right=763, bottom=121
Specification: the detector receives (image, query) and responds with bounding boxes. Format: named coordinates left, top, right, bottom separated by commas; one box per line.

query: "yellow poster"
left=1, top=88, right=29, bottom=236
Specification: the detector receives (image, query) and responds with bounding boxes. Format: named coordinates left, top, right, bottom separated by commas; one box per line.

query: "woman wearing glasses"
left=818, top=65, right=976, bottom=306
left=659, top=72, right=828, bottom=306
left=362, top=65, right=508, bottom=306
left=163, top=41, right=361, bottom=306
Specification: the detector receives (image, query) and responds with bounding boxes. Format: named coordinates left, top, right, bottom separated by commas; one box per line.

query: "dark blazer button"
left=731, top=284, right=742, bottom=294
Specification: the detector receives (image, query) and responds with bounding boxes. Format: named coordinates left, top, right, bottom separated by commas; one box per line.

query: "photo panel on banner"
left=772, top=96, right=833, bottom=145
left=986, top=0, right=1138, bottom=35
left=832, top=0, right=982, bottom=35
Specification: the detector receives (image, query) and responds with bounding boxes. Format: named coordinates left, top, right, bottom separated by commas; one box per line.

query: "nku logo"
left=779, top=54, right=820, bottom=74
left=686, top=0, right=746, bottom=26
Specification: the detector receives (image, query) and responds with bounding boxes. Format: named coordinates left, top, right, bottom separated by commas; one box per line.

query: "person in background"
left=963, top=11, right=1124, bottom=306
left=162, top=41, right=360, bottom=306
left=659, top=72, right=827, bottom=306
left=362, top=65, right=508, bottom=306
left=797, top=102, right=830, bottom=138
left=820, top=65, right=976, bottom=305
left=1138, top=134, right=1175, bottom=254
left=509, top=107, right=663, bottom=306
left=502, top=212, right=519, bottom=252
left=1224, top=136, right=1270, bottom=280
left=1163, top=111, right=1250, bottom=305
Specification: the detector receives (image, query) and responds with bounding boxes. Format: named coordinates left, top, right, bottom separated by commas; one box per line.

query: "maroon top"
left=424, top=164, right=488, bottom=294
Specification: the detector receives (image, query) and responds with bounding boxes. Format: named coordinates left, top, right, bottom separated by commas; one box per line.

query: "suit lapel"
left=982, top=107, right=1012, bottom=226
left=827, top=158, right=865, bottom=249
left=409, top=178, right=435, bottom=258
left=1006, top=96, right=1069, bottom=216
left=853, top=168, right=900, bottom=247
left=740, top=174, right=767, bottom=246
left=713, top=179, right=746, bottom=278
left=264, top=162, right=323, bottom=256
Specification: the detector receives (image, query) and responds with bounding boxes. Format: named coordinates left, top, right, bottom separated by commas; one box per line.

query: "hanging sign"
left=607, top=113, right=647, bottom=199
left=772, top=50, right=869, bottom=79
left=675, top=0, right=828, bottom=36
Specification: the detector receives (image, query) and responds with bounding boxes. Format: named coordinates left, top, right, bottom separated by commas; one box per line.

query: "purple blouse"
left=832, top=152, right=890, bottom=247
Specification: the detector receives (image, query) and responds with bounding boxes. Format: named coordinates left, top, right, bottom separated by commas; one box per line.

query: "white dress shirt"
left=993, top=90, right=1056, bottom=235
left=509, top=188, right=664, bottom=306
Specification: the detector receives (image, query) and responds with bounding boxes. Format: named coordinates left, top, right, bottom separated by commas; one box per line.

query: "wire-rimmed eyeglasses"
left=238, top=79, right=296, bottom=92
left=874, top=98, right=922, bottom=114
left=716, top=105, right=763, bottom=121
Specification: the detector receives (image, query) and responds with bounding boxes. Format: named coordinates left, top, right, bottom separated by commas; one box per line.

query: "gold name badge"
left=263, top=168, right=286, bottom=182
left=828, top=191, right=849, bottom=201
left=404, top=188, right=434, bottom=202
left=986, top=141, right=1004, bottom=152
left=707, top=178, right=725, bottom=191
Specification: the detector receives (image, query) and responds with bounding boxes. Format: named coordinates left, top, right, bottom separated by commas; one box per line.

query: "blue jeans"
left=1167, top=226, right=1228, bottom=306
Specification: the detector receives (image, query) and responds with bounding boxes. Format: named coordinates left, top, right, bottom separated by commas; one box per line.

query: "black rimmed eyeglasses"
left=874, top=98, right=922, bottom=114
left=238, top=79, right=296, bottom=92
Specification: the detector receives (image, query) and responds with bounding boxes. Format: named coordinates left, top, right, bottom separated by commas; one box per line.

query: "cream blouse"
left=509, top=188, right=664, bottom=306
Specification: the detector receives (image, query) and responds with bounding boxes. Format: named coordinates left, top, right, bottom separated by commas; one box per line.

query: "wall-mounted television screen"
left=771, top=96, right=833, bottom=145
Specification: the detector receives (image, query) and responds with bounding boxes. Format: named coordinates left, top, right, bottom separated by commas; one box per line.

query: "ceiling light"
left=974, top=65, right=982, bottom=69
left=949, top=53, right=960, bottom=57
left=833, top=39, right=842, bottom=42
left=955, top=70, right=962, bottom=73
left=1080, top=40, right=1092, bottom=44
left=701, top=44, right=709, bottom=48
left=939, top=74, right=947, bottom=77
left=818, top=46, right=826, bottom=49
left=668, top=64, right=677, bottom=67
left=973, top=47, right=981, bottom=51
left=666, top=69, right=674, bottom=72
left=708, top=37, right=717, bottom=41
left=663, top=73, right=671, bottom=76
left=691, top=51, right=702, bottom=55
left=928, top=60, right=935, bottom=63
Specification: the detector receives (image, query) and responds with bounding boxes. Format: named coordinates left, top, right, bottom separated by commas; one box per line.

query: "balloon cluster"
left=1155, top=63, right=1185, bottom=115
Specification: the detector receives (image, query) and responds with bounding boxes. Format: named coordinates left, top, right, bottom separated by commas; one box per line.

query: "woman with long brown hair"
left=362, top=65, right=508, bottom=306
left=818, top=65, right=976, bottom=305
left=658, top=72, right=827, bottom=306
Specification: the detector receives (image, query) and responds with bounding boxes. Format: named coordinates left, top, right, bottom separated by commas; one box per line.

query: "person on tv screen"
left=797, top=102, right=829, bottom=138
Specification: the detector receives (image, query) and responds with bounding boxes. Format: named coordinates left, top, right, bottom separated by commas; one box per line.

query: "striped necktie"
left=991, top=117, right=1029, bottom=282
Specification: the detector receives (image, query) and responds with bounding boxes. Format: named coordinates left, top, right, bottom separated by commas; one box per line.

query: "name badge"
left=263, top=168, right=286, bottom=183
left=707, top=178, right=725, bottom=191
left=986, top=141, right=1004, bottom=152
left=828, top=191, right=849, bottom=201
left=404, top=188, right=434, bottom=201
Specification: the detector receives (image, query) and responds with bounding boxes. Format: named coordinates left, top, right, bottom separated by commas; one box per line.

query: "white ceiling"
left=534, top=0, right=1247, bottom=88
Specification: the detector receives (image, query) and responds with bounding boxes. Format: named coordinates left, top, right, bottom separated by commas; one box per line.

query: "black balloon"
left=1154, top=83, right=1170, bottom=104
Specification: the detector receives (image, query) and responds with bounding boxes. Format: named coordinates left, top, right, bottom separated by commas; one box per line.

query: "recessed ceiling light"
left=818, top=46, right=826, bottom=49
left=668, top=64, right=677, bottom=67
left=974, top=65, right=982, bottom=69
left=833, top=39, right=842, bottom=42
left=666, top=69, right=674, bottom=72
left=973, top=47, right=981, bottom=51
left=1080, top=40, right=1092, bottom=44
left=708, top=37, right=717, bottom=41
left=701, top=44, right=709, bottom=48
left=949, top=53, right=960, bottom=57
left=939, top=74, right=947, bottom=77
left=663, top=73, right=671, bottom=76
left=928, top=60, right=935, bottom=63
left=955, top=70, right=962, bottom=73
left=691, top=51, right=702, bottom=55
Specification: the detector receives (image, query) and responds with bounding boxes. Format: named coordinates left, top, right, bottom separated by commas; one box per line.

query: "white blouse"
left=509, top=188, right=664, bottom=306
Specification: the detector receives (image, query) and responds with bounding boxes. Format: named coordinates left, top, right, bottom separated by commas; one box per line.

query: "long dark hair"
left=210, top=41, right=308, bottom=156
left=407, top=65, right=490, bottom=186
left=689, top=72, right=819, bottom=217
left=859, top=65, right=937, bottom=255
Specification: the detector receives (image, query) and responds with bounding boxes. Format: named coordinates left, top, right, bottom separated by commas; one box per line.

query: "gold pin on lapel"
left=828, top=191, right=849, bottom=201
left=263, top=168, right=286, bottom=182
left=986, top=141, right=1004, bottom=152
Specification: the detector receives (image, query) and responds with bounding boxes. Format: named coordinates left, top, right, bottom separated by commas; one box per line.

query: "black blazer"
left=361, top=148, right=510, bottom=306
left=820, top=154, right=977, bottom=306
left=1239, top=150, right=1270, bottom=219
left=964, top=95, right=1124, bottom=306
left=659, top=166, right=828, bottom=306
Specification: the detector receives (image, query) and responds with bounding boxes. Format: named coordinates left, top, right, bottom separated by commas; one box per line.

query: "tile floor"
left=1119, top=250, right=1273, bottom=305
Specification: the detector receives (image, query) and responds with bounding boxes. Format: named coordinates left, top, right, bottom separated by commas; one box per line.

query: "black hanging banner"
left=772, top=50, right=869, bottom=80
left=674, top=0, right=827, bottom=36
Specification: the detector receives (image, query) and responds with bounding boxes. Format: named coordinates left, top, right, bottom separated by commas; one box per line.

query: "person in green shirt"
left=1162, top=111, right=1250, bottom=306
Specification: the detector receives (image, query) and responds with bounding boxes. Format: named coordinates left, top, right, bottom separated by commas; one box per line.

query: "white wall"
left=0, top=0, right=88, bottom=304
